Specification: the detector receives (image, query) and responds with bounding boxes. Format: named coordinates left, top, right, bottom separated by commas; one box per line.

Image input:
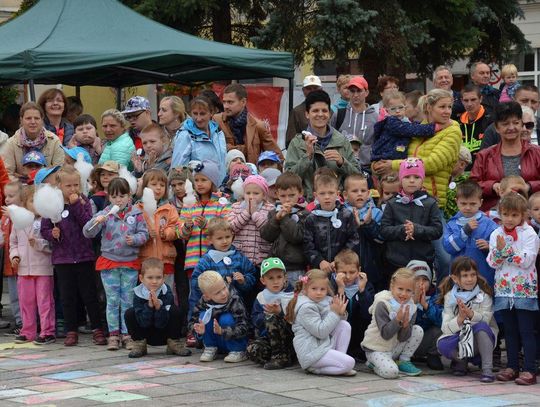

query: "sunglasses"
left=523, top=121, right=535, bottom=130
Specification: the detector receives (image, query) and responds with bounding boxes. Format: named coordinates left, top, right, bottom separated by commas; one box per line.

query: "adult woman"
left=37, top=88, right=74, bottom=145
left=3, top=102, right=65, bottom=179
left=520, top=105, right=535, bottom=143
left=98, top=109, right=134, bottom=168
left=158, top=96, right=187, bottom=139
left=373, top=75, right=400, bottom=118
left=285, top=90, right=358, bottom=199
left=471, top=101, right=540, bottom=211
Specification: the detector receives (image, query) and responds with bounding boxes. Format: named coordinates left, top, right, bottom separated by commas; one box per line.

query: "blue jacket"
left=132, top=283, right=174, bottom=329
left=172, top=119, right=227, bottom=184
left=98, top=132, right=135, bottom=168
left=189, top=245, right=257, bottom=317
left=443, top=211, right=498, bottom=285
left=371, top=116, right=436, bottom=161
left=415, top=285, right=443, bottom=331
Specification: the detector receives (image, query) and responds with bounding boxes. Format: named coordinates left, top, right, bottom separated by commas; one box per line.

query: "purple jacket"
left=41, top=198, right=95, bottom=265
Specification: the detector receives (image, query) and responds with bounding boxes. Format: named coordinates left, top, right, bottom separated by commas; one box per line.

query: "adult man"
left=330, top=76, right=377, bottom=171
left=285, top=75, right=322, bottom=147
left=122, top=96, right=153, bottom=151
left=469, top=62, right=500, bottom=115
left=214, top=83, right=283, bottom=164
left=432, top=65, right=464, bottom=119
left=480, top=85, right=540, bottom=149
left=459, top=84, right=493, bottom=166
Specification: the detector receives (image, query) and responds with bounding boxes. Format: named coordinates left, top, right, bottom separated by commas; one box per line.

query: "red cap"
left=348, top=76, right=369, bottom=90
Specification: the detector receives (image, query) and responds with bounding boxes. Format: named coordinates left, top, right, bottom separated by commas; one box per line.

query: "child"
left=405, top=90, right=424, bottom=123
left=221, top=156, right=250, bottom=198
left=343, top=173, right=384, bottom=288
left=132, top=123, right=172, bottom=177
left=380, top=158, right=443, bottom=278
left=21, top=151, right=46, bottom=184
left=83, top=177, right=149, bottom=350
left=90, top=161, right=120, bottom=214
left=41, top=166, right=107, bottom=347
left=226, top=149, right=246, bottom=173
left=305, top=167, right=340, bottom=212
left=68, top=114, right=102, bottom=164
left=260, top=168, right=281, bottom=204
left=487, top=193, right=540, bottom=385
left=486, top=175, right=529, bottom=223
left=304, top=174, right=359, bottom=274
left=530, top=191, right=540, bottom=232
left=331, top=249, right=374, bottom=361
left=62, top=146, right=92, bottom=166
left=499, top=64, right=520, bottom=103
left=378, top=172, right=400, bottom=210
left=190, top=270, right=249, bottom=363
left=408, top=260, right=443, bottom=371
left=444, top=146, right=472, bottom=220
left=361, top=268, right=424, bottom=378
left=189, top=217, right=257, bottom=314
left=260, top=172, right=308, bottom=283
left=286, top=269, right=356, bottom=376
left=34, top=166, right=61, bottom=186
left=169, top=167, right=192, bottom=214
left=137, top=169, right=178, bottom=288
left=257, top=151, right=282, bottom=173
left=437, top=256, right=498, bottom=382
left=228, top=175, right=274, bottom=266
left=124, top=257, right=191, bottom=358
left=443, top=180, right=498, bottom=285
left=10, top=186, right=55, bottom=344
left=371, top=90, right=443, bottom=166
left=98, top=109, right=134, bottom=168
left=247, top=257, right=295, bottom=369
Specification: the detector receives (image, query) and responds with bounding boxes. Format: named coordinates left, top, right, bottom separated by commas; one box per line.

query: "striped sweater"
left=227, top=201, right=273, bottom=265
left=177, top=192, right=231, bottom=270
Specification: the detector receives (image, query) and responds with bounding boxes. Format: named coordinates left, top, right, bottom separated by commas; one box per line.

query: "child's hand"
left=151, top=291, right=161, bottom=310
left=247, top=198, right=254, bottom=215
left=131, top=151, right=143, bottom=173
left=358, top=271, right=368, bottom=293
left=335, top=272, right=345, bottom=289
left=95, top=215, right=107, bottom=225
left=404, top=220, right=414, bottom=241
left=148, top=227, right=157, bottom=238
left=195, top=216, right=206, bottom=229
left=467, top=218, right=478, bottom=230
left=194, top=321, right=205, bottom=335
left=213, top=318, right=223, bottom=335
left=263, top=303, right=281, bottom=315
left=148, top=298, right=154, bottom=308
left=476, top=239, right=489, bottom=250
left=126, top=235, right=134, bottom=245
left=184, top=214, right=194, bottom=228
left=225, top=275, right=233, bottom=284
left=276, top=203, right=291, bottom=220
left=352, top=208, right=361, bottom=226
left=319, top=260, right=334, bottom=274
left=69, top=193, right=80, bottom=205
left=330, top=294, right=348, bottom=316
left=28, top=236, right=36, bottom=248
left=52, top=227, right=61, bottom=239
left=364, top=207, right=372, bottom=225
left=496, top=234, right=506, bottom=251
left=1, top=206, right=8, bottom=217
left=418, top=288, right=428, bottom=311
left=402, top=306, right=410, bottom=328
left=10, top=256, right=19, bottom=268
left=233, top=272, right=245, bottom=285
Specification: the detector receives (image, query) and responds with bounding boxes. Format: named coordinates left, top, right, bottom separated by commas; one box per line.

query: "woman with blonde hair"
left=158, top=96, right=187, bottom=138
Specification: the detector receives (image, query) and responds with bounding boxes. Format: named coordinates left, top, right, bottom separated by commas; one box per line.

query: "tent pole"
left=29, top=80, right=36, bottom=102
left=116, top=88, right=122, bottom=110
left=288, top=78, right=294, bottom=112
left=76, top=86, right=81, bottom=98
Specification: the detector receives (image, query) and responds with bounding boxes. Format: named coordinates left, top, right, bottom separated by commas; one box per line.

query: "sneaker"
left=343, top=369, right=357, bottom=376
left=0, top=319, right=9, bottom=329
left=263, top=358, right=290, bottom=370
left=93, top=329, right=107, bottom=346
left=64, top=331, right=78, bottom=346
left=224, top=351, right=247, bottom=363
left=33, top=335, right=56, bottom=345
left=128, top=339, right=147, bottom=358
left=199, top=346, right=218, bottom=362
left=107, top=335, right=120, bottom=351
left=122, top=335, right=134, bottom=350
left=451, top=358, right=468, bottom=376
left=365, top=361, right=375, bottom=370
left=5, top=325, right=21, bottom=336
left=426, top=354, right=444, bottom=371
left=14, top=334, right=29, bottom=343
left=480, top=373, right=495, bottom=383
left=515, top=371, right=537, bottom=385
left=55, top=320, right=66, bottom=339
left=397, top=360, right=422, bottom=376
left=186, top=332, right=197, bottom=348
left=166, top=338, right=192, bottom=356
left=78, top=323, right=93, bottom=334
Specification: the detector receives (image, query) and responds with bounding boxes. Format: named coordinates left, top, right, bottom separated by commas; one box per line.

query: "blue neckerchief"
left=207, top=249, right=236, bottom=264
left=344, top=283, right=359, bottom=300
left=133, top=283, right=167, bottom=300
left=395, top=192, right=428, bottom=207
left=261, top=289, right=294, bottom=309
left=531, top=218, right=540, bottom=230
left=240, top=200, right=264, bottom=211
left=456, top=211, right=483, bottom=227
left=200, top=303, right=227, bottom=325
left=312, top=207, right=341, bottom=228
left=275, top=204, right=300, bottom=214
left=447, top=284, right=481, bottom=308
left=388, top=297, right=416, bottom=321
left=315, top=296, right=332, bottom=308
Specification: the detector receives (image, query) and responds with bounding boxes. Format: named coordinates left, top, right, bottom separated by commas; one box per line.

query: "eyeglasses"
left=523, top=121, right=535, bottom=130
left=387, top=105, right=405, bottom=113
left=124, top=111, right=144, bottom=120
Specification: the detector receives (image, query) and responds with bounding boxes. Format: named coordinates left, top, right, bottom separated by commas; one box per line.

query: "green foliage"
left=0, top=87, right=19, bottom=114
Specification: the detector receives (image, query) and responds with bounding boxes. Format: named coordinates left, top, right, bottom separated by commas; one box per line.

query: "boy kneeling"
left=124, top=258, right=191, bottom=358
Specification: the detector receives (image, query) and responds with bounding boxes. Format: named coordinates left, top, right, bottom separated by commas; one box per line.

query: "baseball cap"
left=302, top=75, right=322, bottom=88
left=348, top=76, right=369, bottom=90
left=260, top=168, right=281, bottom=187
left=34, top=166, right=60, bottom=185
left=62, top=146, right=92, bottom=164
left=22, top=150, right=46, bottom=166
left=122, top=96, right=150, bottom=114
left=257, top=151, right=281, bottom=165
left=260, top=257, right=286, bottom=276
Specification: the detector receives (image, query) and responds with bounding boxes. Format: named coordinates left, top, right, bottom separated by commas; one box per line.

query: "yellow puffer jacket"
left=392, top=121, right=462, bottom=208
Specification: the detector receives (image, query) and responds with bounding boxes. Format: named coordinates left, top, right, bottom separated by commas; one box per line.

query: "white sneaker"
left=224, top=351, right=247, bottom=363
left=200, top=347, right=217, bottom=362
left=343, top=369, right=357, bottom=376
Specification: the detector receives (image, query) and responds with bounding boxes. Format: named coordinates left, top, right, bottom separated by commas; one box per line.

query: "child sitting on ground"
left=247, top=257, right=295, bottom=369
left=124, top=258, right=191, bottom=358
left=190, top=270, right=249, bottom=363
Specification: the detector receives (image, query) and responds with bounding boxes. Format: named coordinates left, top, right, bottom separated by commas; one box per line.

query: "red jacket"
left=470, top=140, right=540, bottom=211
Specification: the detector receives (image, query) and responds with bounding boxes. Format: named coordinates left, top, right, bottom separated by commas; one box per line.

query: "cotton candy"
left=231, top=177, right=244, bottom=201
left=183, top=179, right=197, bottom=207
left=119, top=166, right=137, bottom=195
left=141, top=187, right=157, bottom=226
left=7, top=205, right=35, bottom=230
left=34, top=185, right=64, bottom=223
left=74, top=153, right=93, bottom=195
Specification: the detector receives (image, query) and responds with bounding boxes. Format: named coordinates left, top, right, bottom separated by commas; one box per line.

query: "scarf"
left=207, top=249, right=236, bottom=264
left=395, top=190, right=428, bottom=207
left=200, top=302, right=227, bottom=325
left=458, top=318, right=474, bottom=358
left=261, top=289, right=294, bottom=309
left=240, top=200, right=264, bottom=212
left=344, top=283, right=359, bottom=300
left=456, top=211, right=483, bottom=227
left=447, top=284, right=481, bottom=309
left=306, top=124, right=333, bottom=151
left=275, top=203, right=301, bottom=222
left=133, top=283, right=167, bottom=300
left=388, top=298, right=416, bottom=322
left=312, top=207, right=341, bottom=228
left=229, top=109, right=248, bottom=145
left=19, top=128, right=47, bottom=152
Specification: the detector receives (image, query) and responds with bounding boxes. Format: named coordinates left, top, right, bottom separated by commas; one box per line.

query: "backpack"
left=335, top=108, right=347, bottom=130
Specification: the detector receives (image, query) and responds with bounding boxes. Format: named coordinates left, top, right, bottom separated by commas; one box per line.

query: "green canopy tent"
left=0, top=0, right=294, bottom=106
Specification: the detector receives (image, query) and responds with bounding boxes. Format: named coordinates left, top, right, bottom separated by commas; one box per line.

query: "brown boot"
left=64, top=331, right=78, bottom=347
left=166, top=338, right=192, bottom=356
left=128, top=339, right=147, bottom=358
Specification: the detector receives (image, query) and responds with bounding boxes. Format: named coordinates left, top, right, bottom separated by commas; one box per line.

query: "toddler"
left=499, top=64, right=520, bottom=103
left=257, top=151, right=282, bottom=173
left=69, top=114, right=102, bottom=164
left=405, top=90, right=424, bottom=123
left=132, top=123, right=172, bottom=177
left=89, top=161, right=119, bottom=214
left=444, top=146, right=472, bottom=220
left=378, top=172, right=400, bottom=210
left=21, top=151, right=46, bottom=184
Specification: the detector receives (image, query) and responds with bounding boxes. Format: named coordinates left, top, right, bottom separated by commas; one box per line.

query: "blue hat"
left=257, top=151, right=281, bottom=164
left=122, top=96, right=150, bottom=114
left=62, top=146, right=92, bottom=164
left=22, top=150, right=46, bottom=166
left=34, top=166, right=61, bottom=185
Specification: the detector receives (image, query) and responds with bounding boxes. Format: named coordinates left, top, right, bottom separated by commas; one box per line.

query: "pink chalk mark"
left=106, top=381, right=161, bottom=391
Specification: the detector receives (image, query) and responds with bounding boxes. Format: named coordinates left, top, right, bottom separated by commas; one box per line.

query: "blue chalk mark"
left=44, top=370, right=100, bottom=381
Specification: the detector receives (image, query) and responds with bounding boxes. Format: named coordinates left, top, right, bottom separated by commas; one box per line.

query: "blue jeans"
left=433, top=209, right=451, bottom=286
left=501, top=308, right=537, bottom=373
left=200, top=311, right=247, bottom=352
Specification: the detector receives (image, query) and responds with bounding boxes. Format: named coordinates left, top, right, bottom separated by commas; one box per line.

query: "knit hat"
left=260, top=257, right=286, bottom=276
left=243, top=175, right=268, bottom=195
left=226, top=149, right=246, bottom=169
left=399, top=157, right=425, bottom=180
left=406, top=260, right=432, bottom=282
left=192, top=160, right=222, bottom=187
left=260, top=168, right=281, bottom=187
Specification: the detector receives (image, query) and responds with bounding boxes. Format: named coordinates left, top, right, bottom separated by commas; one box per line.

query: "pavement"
left=1, top=293, right=540, bottom=406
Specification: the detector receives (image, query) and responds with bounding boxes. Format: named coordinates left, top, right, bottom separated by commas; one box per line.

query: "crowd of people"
left=0, top=59, right=540, bottom=385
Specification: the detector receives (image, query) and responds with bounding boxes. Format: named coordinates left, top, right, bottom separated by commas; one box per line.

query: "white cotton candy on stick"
left=231, top=177, right=244, bottom=201
left=141, top=187, right=157, bottom=226
left=183, top=179, right=197, bottom=207
left=87, top=204, right=120, bottom=231
left=119, top=166, right=137, bottom=195
left=74, top=153, right=93, bottom=196
left=34, top=185, right=64, bottom=223
left=7, top=205, right=35, bottom=230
